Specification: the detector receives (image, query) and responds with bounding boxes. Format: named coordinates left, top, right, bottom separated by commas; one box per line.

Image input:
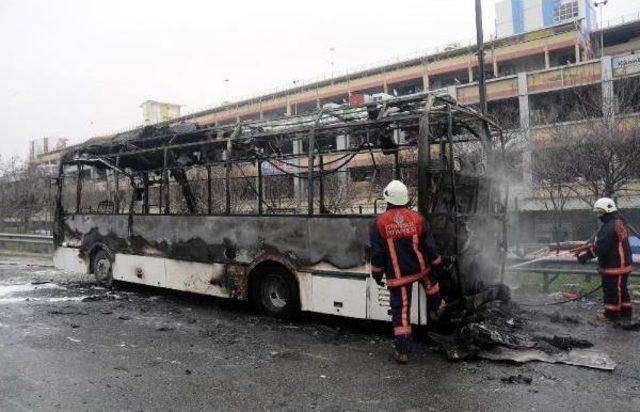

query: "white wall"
left=524, top=0, right=544, bottom=33
left=496, top=0, right=515, bottom=38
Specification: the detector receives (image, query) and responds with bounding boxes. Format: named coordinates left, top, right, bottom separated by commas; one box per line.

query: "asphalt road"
left=1, top=252, right=639, bottom=411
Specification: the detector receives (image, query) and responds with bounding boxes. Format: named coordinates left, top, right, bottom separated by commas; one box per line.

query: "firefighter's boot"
left=393, top=338, right=409, bottom=365
left=596, top=309, right=621, bottom=322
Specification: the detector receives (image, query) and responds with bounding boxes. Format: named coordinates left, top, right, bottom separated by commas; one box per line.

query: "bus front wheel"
left=253, top=268, right=299, bottom=319
left=92, top=250, right=113, bottom=287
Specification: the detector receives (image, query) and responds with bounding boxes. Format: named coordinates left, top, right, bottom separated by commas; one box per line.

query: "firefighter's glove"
left=372, top=271, right=385, bottom=287
left=576, top=253, right=590, bottom=264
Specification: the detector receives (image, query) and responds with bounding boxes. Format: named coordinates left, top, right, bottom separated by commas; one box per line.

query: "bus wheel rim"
left=95, top=258, right=111, bottom=282
left=262, top=274, right=288, bottom=311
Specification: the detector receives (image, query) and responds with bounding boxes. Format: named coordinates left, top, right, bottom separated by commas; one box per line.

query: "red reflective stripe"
left=431, top=256, right=442, bottom=265
left=387, top=238, right=402, bottom=279
left=618, top=275, right=622, bottom=311
left=427, top=282, right=440, bottom=296
left=371, top=265, right=384, bottom=272
left=600, top=266, right=633, bottom=275
left=615, top=219, right=629, bottom=240
left=604, top=276, right=624, bottom=312
left=412, top=234, right=426, bottom=273
left=619, top=241, right=626, bottom=268
left=394, top=325, right=411, bottom=336
left=622, top=302, right=632, bottom=308
left=400, top=286, right=409, bottom=327
left=386, top=271, right=428, bottom=288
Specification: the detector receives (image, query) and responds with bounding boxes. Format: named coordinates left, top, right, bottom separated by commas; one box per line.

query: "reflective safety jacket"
left=370, top=207, right=441, bottom=288
left=586, top=213, right=633, bottom=275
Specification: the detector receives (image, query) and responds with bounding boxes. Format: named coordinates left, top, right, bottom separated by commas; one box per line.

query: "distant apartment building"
left=495, top=0, right=596, bottom=38
left=141, top=100, right=181, bottom=125
left=29, top=137, right=68, bottom=162
left=29, top=137, right=68, bottom=175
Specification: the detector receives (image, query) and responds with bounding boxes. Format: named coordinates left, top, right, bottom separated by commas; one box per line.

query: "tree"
left=0, top=156, right=51, bottom=232
left=532, top=77, right=640, bottom=207
left=531, top=148, right=572, bottom=251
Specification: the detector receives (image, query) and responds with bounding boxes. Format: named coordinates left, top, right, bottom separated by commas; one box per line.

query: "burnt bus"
left=53, top=93, right=506, bottom=322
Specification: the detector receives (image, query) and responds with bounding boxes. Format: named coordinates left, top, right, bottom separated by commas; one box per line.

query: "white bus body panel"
left=113, top=254, right=166, bottom=288
left=297, top=271, right=427, bottom=325
left=366, top=279, right=427, bottom=325
left=112, top=254, right=231, bottom=299
left=54, top=247, right=427, bottom=325
left=306, top=275, right=367, bottom=318
left=53, top=247, right=89, bottom=274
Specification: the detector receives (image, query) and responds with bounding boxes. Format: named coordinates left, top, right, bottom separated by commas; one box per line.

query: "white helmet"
left=593, top=197, right=617, bottom=214
left=383, top=180, right=409, bottom=206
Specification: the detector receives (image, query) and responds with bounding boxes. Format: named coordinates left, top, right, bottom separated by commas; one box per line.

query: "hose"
left=518, top=284, right=602, bottom=307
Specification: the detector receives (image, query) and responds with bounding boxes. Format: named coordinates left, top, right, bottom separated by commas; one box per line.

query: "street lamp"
left=222, top=79, right=230, bottom=105
left=288, top=80, right=300, bottom=115
left=329, top=47, right=335, bottom=79
left=594, top=0, right=608, bottom=58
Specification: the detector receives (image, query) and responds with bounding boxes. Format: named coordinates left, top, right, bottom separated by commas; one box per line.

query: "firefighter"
left=576, top=198, right=633, bottom=321
left=370, top=180, right=444, bottom=364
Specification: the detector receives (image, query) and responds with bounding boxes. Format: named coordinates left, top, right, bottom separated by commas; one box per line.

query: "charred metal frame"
left=60, top=99, right=502, bottom=210
left=58, top=93, right=504, bottom=218
left=56, top=93, right=506, bottom=270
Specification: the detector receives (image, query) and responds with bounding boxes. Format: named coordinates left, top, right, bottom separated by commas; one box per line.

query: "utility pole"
left=475, top=0, right=488, bottom=116
left=594, top=1, right=608, bottom=58
left=475, top=0, right=492, bottom=154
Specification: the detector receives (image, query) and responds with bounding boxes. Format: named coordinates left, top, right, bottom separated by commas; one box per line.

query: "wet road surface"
left=1, top=252, right=639, bottom=411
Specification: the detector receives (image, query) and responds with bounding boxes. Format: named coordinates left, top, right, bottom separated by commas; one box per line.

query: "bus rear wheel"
left=92, top=250, right=113, bottom=287
left=254, top=268, right=299, bottom=319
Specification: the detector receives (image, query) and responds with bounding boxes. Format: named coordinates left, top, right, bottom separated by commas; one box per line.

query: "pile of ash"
left=427, top=284, right=615, bottom=371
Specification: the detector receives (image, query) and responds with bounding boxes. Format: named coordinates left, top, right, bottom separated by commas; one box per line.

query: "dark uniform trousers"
left=389, top=278, right=441, bottom=339
left=602, top=274, right=632, bottom=317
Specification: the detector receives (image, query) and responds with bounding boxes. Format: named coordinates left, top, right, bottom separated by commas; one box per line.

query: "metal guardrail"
left=0, top=233, right=53, bottom=245
left=507, top=258, right=639, bottom=292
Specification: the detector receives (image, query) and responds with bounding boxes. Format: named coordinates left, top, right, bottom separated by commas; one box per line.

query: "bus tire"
left=252, top=266, right=299, bottom=319
left=91, top=249, right=113, bottom=287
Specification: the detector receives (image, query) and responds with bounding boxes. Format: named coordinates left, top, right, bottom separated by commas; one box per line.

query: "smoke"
left=449, top=139, right=514, bottom=295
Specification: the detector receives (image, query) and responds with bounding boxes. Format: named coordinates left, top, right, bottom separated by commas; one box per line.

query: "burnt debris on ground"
left=428, top=283, right=616, bottom=371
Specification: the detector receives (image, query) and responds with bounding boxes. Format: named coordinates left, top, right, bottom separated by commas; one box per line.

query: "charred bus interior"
left=54, top=92, right=507, bottom=319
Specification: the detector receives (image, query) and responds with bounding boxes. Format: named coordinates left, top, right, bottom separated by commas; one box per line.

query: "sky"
left=1, top=0, right=638, bottom=159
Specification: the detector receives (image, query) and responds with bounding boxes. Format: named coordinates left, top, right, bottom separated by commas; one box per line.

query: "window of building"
left=388, top=78, right=423, bottom=96
left=614, top=77, right=640, bottom=114
left=529, top=85, right=602, bottom=126
left=554, top=1, right=579, bottom=24
left=350, top=166, right=374, bottom=182
left=488, top=98, right=521, bottom=129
